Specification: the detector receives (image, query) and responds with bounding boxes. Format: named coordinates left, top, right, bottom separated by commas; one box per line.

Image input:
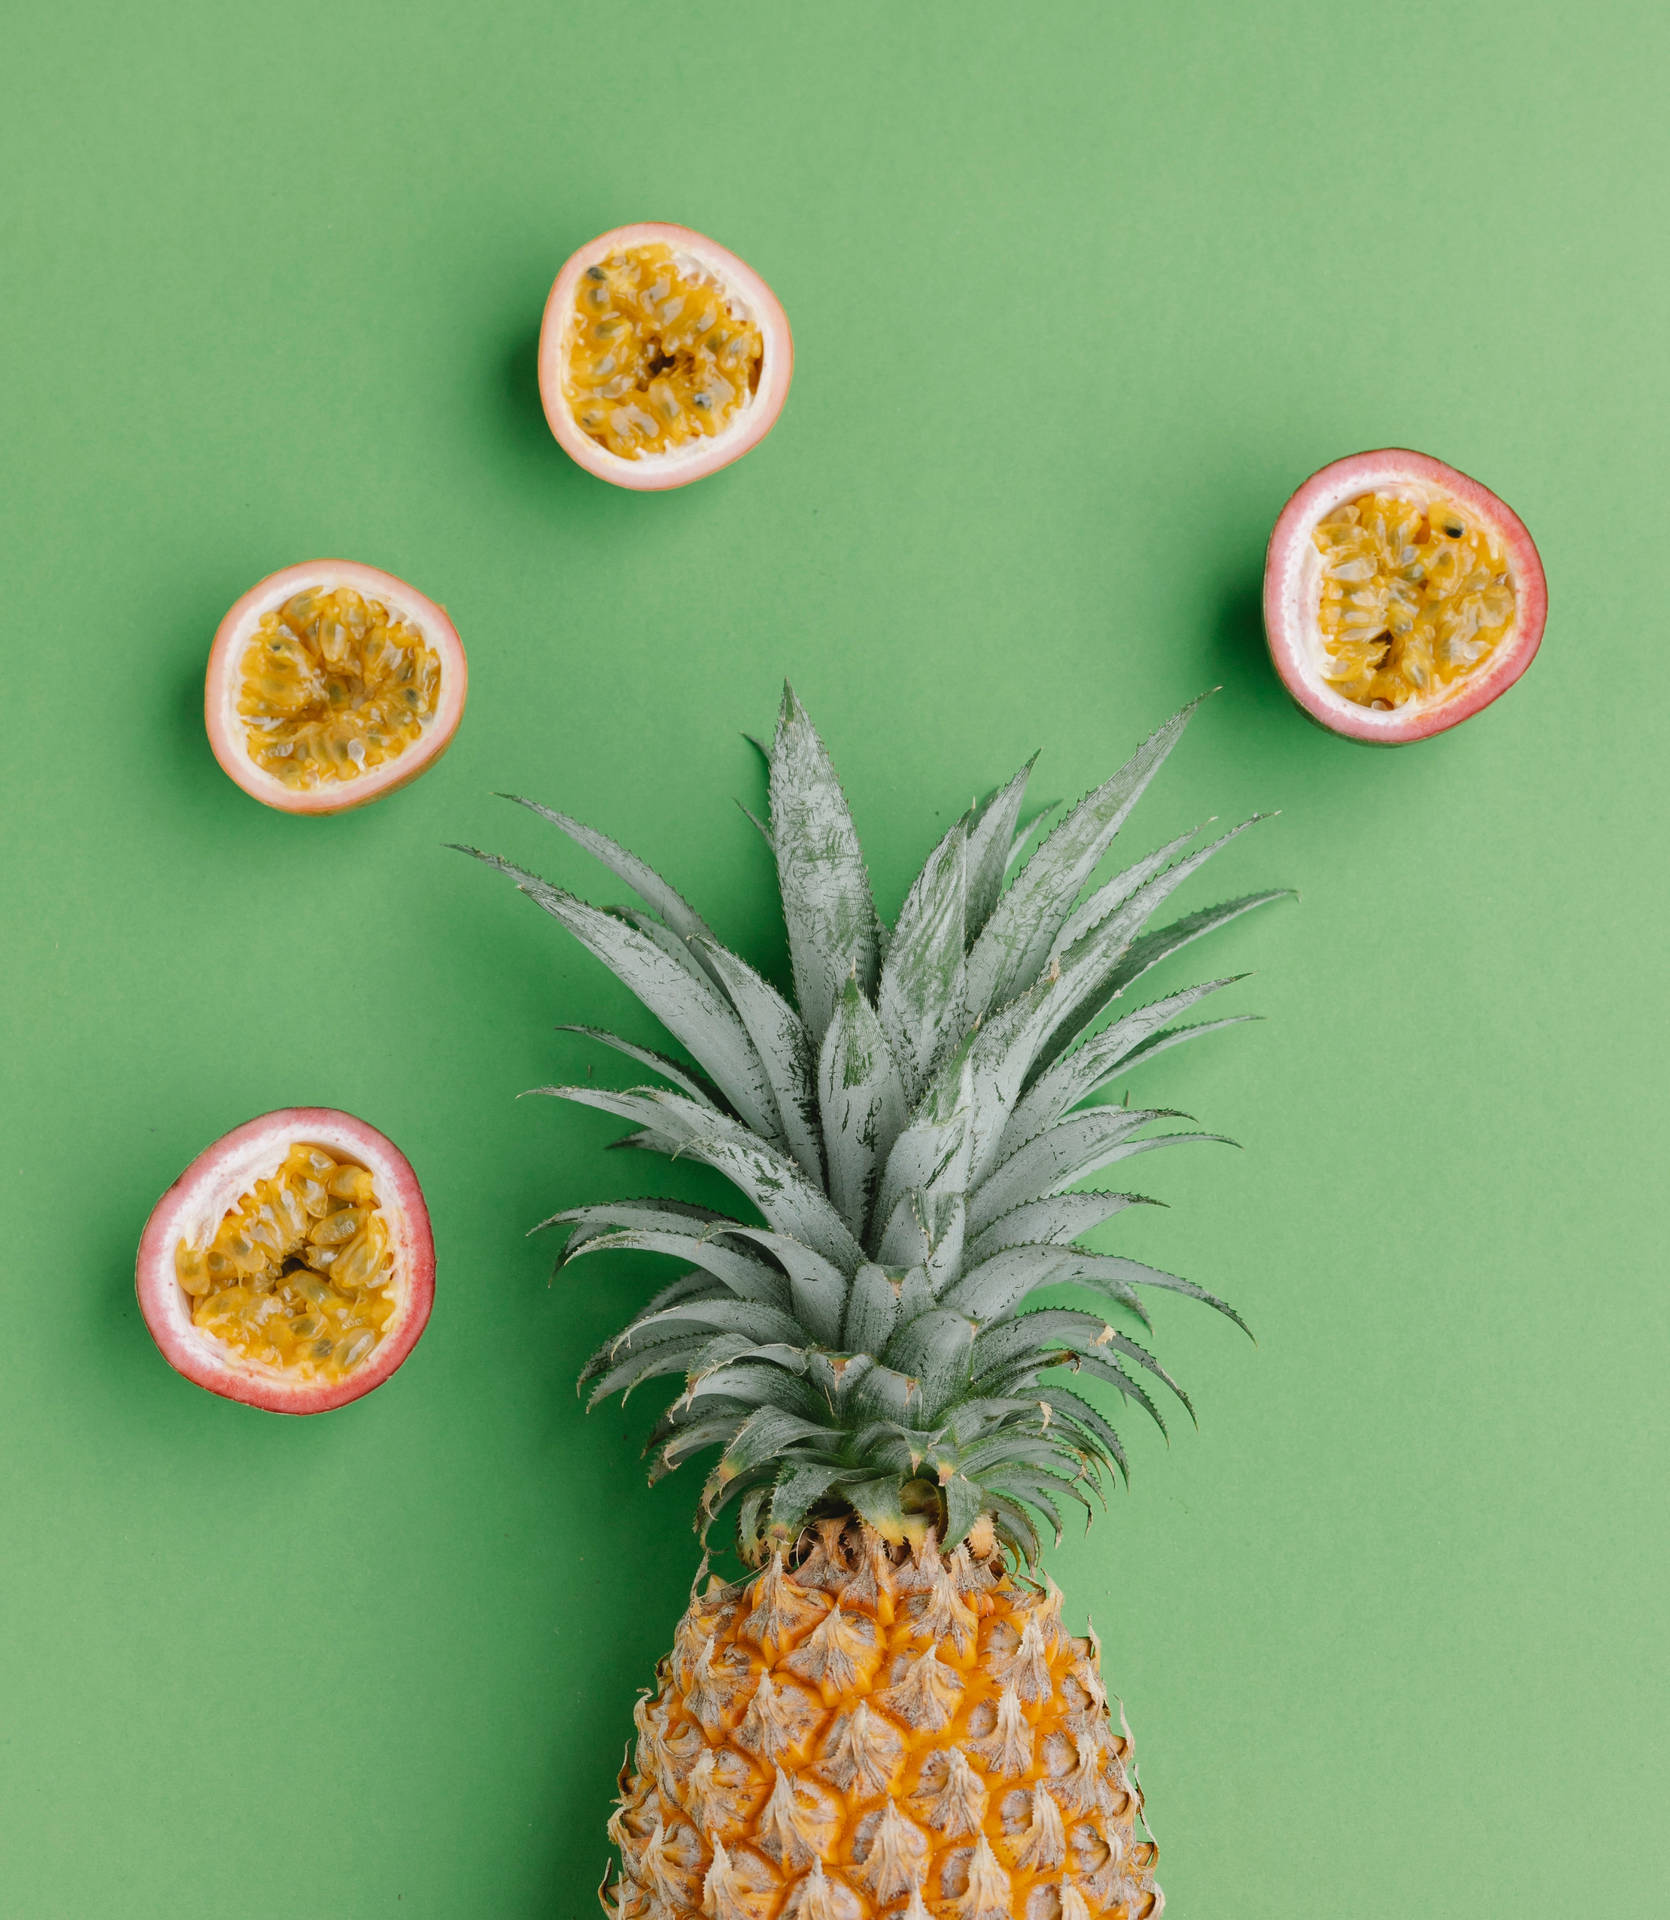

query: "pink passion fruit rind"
left=136, top=1109, right=435, bottom=1415
left=205, top=559, right=468, bottom=814
left=1263, top=449, right=1547, bottom=744
left=538, top=221, right=793, bottom=491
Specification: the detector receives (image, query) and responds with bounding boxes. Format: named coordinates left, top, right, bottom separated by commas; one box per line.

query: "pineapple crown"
left=458, top=686, right=1286, bottom=1566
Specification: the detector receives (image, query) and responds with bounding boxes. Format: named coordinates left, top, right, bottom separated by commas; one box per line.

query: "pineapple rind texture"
left=603, top=1525, right=1164, bottom=1920
left=459, top=686, right=1283, bottom=1566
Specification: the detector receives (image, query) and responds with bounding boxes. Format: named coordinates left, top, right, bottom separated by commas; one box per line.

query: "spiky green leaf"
left=967, top=1107, right=1177, bottom=1234
left=877, top=821, right=966, bottom=1103
left=963, top=1191, right=1152, bottom=1265
left=962, top=703, right=1198, bottom=1022
left=818, top=975, right=907, bottom=1239
left=842, top=1262, right=903, bottom=1355
left=552, top=1026, right=725, bottom=1110
left=693, top=937, right=825, bottom=1184
left=458, top=850, right=781, bottom=1142
left=769, top=685, right=881, bottom=1046
left=964, top=758, right=1036, bottom=936
left=500, top=794, right=722, bottom=970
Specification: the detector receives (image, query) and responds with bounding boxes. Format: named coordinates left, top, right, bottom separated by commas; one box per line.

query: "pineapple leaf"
left=846, top=1363, right=924, bottom=1426
left=1031, top=821, right=1271, bottom=1070
left=692, top=937, right=825, bottom=1184
left=985, top=1490, right=1042, bottom=1563
left=969, top=1307, right=1126, bottom=1386
left=1096, top=889, right=1293, bottom=1012
left=940, top=1245, right=1073, bottom=1323
left=651, top=1413, right=750, bottom=1477
left=831, top=1476, right=909, bottom=1542
left=551, top=1026, right=725, bottom=1111
left=498, top=795, right=723, bottom=979
left=879, top=1308, right=976, bottom=1421
left=714, top=1407, right=847, bottom=1486
left=1077, top=1257, right=1252, bottom=1337
left=962, top=702, right=1198, bottom=1022
left=1005, top=978, right=1243, bottom=1147
left=1036, top=1383, right=1130, bottom=1483
left=1092, top=1327, right=1194, bottom=1419
left=586, top=1336, right=713, bottom=1406
left=619, top=1297, right=808, bottom=1348
left=678, top=1364, right=824, bottom=1417
left=769, top=1461, right=849, bottom=1538
left=945, top=973, right=1066, bottom=1187
left=457, top=850, right=782, bottom=1144
left=736, top=1480, right=776, bottom=1550
left=875, top=1190, right=968, bottom=1293
left=877, top=820, right=967, bottom=1104
left=956, top=1431, right=1085, bottom=1481
left=550, top=1084, right=865, bottom=1271
left=769, top=684, right=882, bottom=1046
left=1043, top=827, right=1200, bottom=967
left=1054, top=1350, right=1170, bottom=1437
left=1048, top=1255, right=1147, bottom=1320
left=720, top=1226, right=850, bottom=1347
left=941, top=1472, right=987, bottom=1545
left=871, top=1051, right=975, bottom=1237
left=967, top=1106, right=1179, bottom=1235
left=818, top=975, right=908, bottom=1241
left=581, top=1308, right=710, bottom=1384
left=1001, top=1472, right=1092, bottom=1536
left=541, top=1196, right=724, bottom=1249
left=921, top=1193, right=969, bottom=1294
left=842, top=1262, right=903, bottom=1356
left=964, top=757, right=1036, bottom=936
left=1112, top=1013, right=1261, bottom=1077
left=560, top=1227, right=789, bottom=1310
left=1006, top=802, right=1059, bottom=874
left=963, top=1191, right=1155, bottom=1265
left=735, top=798, right=773, bottom=848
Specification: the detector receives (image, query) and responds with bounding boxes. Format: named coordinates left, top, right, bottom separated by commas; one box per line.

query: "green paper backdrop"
left=2, top=3, right=1665, bottom=1914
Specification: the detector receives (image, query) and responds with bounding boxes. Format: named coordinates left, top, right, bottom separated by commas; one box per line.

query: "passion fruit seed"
left=174, top=1142, right=395, bottom=1381
left=563, top=242, right=763, bottom=459
left=237, top=586, right=441, bottom=791
left=1314, top=490, right=1516, bottom=709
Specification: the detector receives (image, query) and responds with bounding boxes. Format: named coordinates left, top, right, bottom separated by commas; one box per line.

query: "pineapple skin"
left=604, top=1524, right=1161, bottom=1920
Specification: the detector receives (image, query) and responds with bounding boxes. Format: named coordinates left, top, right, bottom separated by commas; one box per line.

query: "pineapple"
left=462, top=688, right=1284, bottom=1919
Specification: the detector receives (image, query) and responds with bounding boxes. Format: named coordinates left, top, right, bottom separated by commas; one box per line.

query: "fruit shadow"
left=1204, top=571, right=1282, bottom=712
left=155, top=590, right=247, bottom=818
left=499, top=321, right=557, bottom=467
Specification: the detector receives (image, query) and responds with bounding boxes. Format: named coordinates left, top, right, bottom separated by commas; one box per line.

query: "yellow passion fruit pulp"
left=563, top=242, right=764, bottom=460
left=240, top=585, right=442, bottom=793
left=174, top=1143, right=396, bottom=1383
left=1314, top=490, right=1516, bottom=711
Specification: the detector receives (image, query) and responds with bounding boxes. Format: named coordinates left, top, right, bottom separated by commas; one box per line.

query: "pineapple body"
left=606, top=1525, right=1160, bottom=1920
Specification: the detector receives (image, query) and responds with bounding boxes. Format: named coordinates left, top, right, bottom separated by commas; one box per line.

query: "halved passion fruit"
left=1264, top=450, right=1547, bottom=743
left=136, top=1109, right=434, bottom=1414
left=205, top=561, right=467, bottom=812
left=538, top=222, right=793, bottom=490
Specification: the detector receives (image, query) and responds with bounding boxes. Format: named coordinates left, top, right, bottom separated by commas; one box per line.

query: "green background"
left=2, top=2, right=1665, bottom=1914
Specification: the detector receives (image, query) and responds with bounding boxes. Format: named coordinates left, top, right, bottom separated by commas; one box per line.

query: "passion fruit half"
left=136, top=1109, right=434, bottom=1414
left=1264, top=450, right=1547, bottom=743
left=538, top=222, right=793, bottom=490
left=206, top=561, right=467, bottom=812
